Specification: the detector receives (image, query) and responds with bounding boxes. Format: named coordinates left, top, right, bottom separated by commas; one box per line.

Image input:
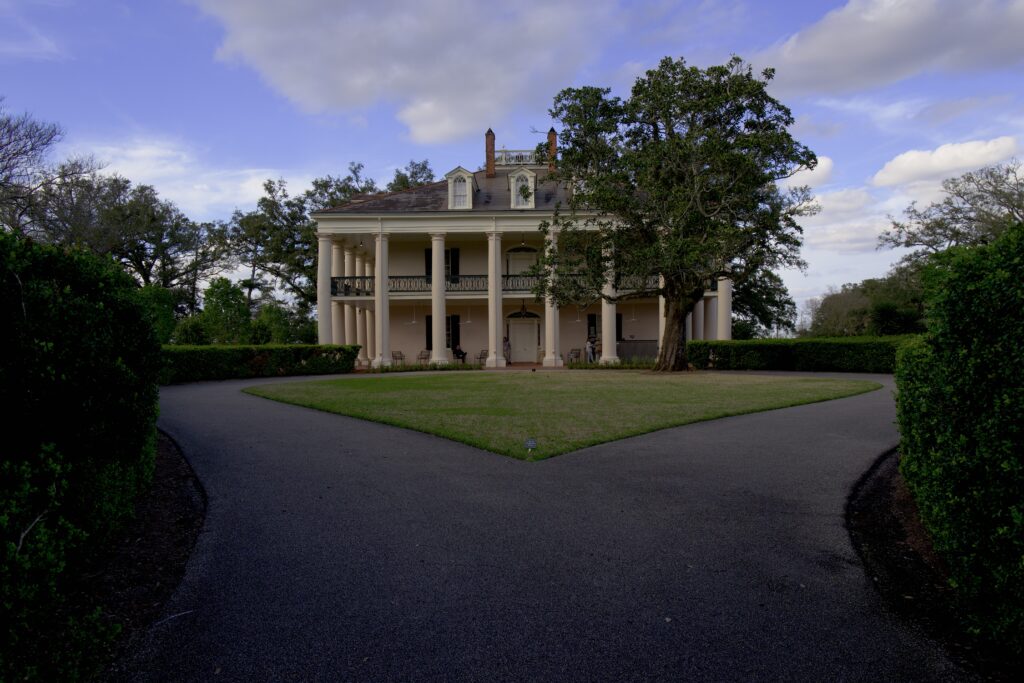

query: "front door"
left=508, top=320, right=538, bottom=363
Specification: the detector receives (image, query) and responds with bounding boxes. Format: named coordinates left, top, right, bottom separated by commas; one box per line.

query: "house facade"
left=313, top=129, right=732, bottom=367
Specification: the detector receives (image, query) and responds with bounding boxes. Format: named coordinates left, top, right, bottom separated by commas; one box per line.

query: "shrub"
left=896, top=223, right=1024, bottom=657
left=0, top=233, right=161, bottom=679
left=161, top=344, right=360, bottom=383
left=687, top=336, right=915, bottom=373
left=171, top=315, right=210, bottom=345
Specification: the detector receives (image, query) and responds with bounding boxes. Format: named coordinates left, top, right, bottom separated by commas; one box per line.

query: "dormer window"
left=445, top=166, right=475, bottom=210
left=453, top=176, right=467, bottom=207
left=508, top=166, right=536, bottom=209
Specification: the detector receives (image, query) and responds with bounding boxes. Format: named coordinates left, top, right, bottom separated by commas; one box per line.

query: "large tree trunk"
left=654, top=297, right=689, bottom=371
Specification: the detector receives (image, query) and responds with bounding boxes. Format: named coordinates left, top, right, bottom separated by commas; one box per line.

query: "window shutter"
left=424, top=249, right=431, bottom=283
left=450, top=248, right=460, bottom=282
left=426, top=314, right=432, bottom=350
left=449, top=314, right=460, bottom=349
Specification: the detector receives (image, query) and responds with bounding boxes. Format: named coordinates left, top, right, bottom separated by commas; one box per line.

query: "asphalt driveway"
left=114, top=372, right=969, bottom=681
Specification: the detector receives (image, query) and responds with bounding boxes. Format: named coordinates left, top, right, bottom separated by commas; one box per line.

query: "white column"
left=657, top=275, right=666, bottom=354
left=317, top=235, right=333, bottom=344
left=430, top=233, right=448, bottom=364
left=685, top=312, right=693, bottom=342
left=692, top=299, right=704, bottom=340
left=600, top=268, right=618, bottom=365
left=717, top=277, right=733, bottom=341
left=704, top=296, right=717, bottom=341
left=355, top=253, right=368, bottom=364
left=366, top=261, right=376, bottom=360
left=331, top=243, right=344, bottom=344
left=373, top=234, right=390, bottom=367
left=543, top=231, right=561, bottom=367
left=486, top=231, right=505, bottom=367
left=343, top=246, right=356, bottom=345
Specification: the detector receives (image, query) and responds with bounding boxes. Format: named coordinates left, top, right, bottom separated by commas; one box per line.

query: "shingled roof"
left=313, top=167, right=570, bottom=215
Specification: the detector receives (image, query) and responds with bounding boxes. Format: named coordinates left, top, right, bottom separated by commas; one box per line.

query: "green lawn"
left=244, top=371, right=880, bottom=460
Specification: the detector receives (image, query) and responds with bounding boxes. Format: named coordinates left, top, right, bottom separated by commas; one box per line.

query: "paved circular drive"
left=114, top=373, right=970, bottom=681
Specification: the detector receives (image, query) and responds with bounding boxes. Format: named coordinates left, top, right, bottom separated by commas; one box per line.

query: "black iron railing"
left=446, top=274, right=488, bottom=292
left=387, top=276, right=431, bottom=292
left=331, top=276, right=374, bottom=296
left=502, top=274, right=540, bottom=291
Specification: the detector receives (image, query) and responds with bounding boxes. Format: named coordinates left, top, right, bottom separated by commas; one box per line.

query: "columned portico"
left=343, top=246, right=356, bottom=345
left=355, top=253, right=368, bottom=364
left=717, top=277, right=733, bottom=341
left=543, top=231, right=561, bottom=367
left=704, top=296, right=717, bottom=341
left=372, top=233, right=390, bottom=367
left=600, top=259, right=618, bottom=364
left=317, top=235, right=333, bottom=344
left=692, top=299, right=704, bottom=340
left=486, top=231, right=505, bottom=367
left=366, top=261, right=375, bottom=360
left=430, top=233, right=448, bottom=364
left=331, top=242, right=344, bottom=344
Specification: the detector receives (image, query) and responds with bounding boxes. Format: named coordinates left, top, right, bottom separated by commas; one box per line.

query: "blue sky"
left=3, top=0, right=1023, bottom=312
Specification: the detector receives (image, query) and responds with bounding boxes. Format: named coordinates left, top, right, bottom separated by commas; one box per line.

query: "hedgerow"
left=687, top=336, right=915, bottom=373
left=161, top=344, right=360, bottom=383
left=1, top=233, right=161, bottom=679
left=895, top=223, right=1024, bottom=657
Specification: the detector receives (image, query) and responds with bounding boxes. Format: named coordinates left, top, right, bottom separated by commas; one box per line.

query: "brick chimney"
left=547, top=127, right=557, bottom=171
left=485, top=128, right=495, bottom=178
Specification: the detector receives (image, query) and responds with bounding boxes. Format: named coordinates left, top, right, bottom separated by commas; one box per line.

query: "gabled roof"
left=313, top=168, right=570, bottom=215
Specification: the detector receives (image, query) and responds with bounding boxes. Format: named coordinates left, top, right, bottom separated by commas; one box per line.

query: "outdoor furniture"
left=476, top=349, right=488, bottom=364
left=568, top=348, right=581, bottom=362
left=417, top=349, right=430, bottom=364
left=392, top=351, right=405, bottom=365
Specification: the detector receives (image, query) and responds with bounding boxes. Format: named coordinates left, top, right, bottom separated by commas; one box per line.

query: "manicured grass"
left=244, top=371, right=881, bottom=460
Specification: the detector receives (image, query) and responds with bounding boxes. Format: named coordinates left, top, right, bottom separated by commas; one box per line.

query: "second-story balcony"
left=331, top=273, right=661, bottom=297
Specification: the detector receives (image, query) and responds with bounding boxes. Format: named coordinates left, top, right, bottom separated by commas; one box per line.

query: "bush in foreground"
left=162, top=344, right=360, bottom=383
left=0, top=233, right=161, bottom=680
left=895, top=223, right=1024, bottom=657
left=687, top=336, right=915, bottom=373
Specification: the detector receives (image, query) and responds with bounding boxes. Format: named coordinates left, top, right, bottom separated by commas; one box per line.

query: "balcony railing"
left=445, top=274, right=488, bottom=292
left=617, top=275, right=660, bottom=291
left=494, top=149, right=538, bottom=166
left=331, top=276, right=374, bottom=296
left=503, top=274, right=540, bottom=291
left=332, top=273, right=662, bottom=296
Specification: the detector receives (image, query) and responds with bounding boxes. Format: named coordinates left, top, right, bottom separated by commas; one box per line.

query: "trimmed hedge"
left=895, top=223, right=1024, bottom=657
left=687, top=336, right=916, bottom=373
left=161, top=344, right=360, bottom=384
left=1, top=233, right=162, bottom=680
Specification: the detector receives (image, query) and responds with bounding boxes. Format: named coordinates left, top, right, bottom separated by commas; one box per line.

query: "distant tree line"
left=801, top=160, right=1023, bottom=337
left=1, top=97, right=440, bottom=344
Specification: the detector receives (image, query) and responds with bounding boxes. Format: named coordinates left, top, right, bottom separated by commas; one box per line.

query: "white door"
left=508, top=320, right=538, bottom=363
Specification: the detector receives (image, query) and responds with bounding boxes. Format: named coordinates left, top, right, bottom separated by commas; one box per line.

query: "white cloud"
left=781, top=155, right=833, bottom=189
left=799, top=186, right=887, bottom=253
left=191, top=0, right=616, bottom=143
left=70, top=136, right=310, bottom=220
left=871, top=136, right=1018, bottom=186
left=0, top=7, right=63, bottom=60
left=758, top=0, right=1024, bottom=95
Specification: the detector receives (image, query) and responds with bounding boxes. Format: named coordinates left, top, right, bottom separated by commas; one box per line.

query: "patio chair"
left=476, top=349, right=488, bottom=364
left=417, top=349, right=430, bottom=364
left=568, top=348, right=581, bottom=362
left=391, top=350, right=405, bottom=366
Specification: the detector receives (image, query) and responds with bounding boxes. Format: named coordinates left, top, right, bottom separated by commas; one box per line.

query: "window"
left=513, top=174, right=530, bottom=208
left=453, top=176, right=467, bottom=208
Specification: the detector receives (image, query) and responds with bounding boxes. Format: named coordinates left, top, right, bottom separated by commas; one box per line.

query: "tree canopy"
left=879, top=160, right=1024, bottom=264
left=386, top=159, right=435, bottom=193
left=536, top=56, right=817, bottom=369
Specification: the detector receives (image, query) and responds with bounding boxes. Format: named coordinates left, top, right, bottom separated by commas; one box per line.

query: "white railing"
left=494, top=149, right=538, bottom=166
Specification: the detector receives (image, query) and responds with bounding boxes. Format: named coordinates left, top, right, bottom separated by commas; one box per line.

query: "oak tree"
left=537, top=57, right=817, bottom=370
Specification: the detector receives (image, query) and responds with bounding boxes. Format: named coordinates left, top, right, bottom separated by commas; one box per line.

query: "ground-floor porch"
left=324, top=292, right=732, bottom=368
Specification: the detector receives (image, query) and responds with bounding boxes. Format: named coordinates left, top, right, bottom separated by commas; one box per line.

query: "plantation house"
left=313, top=129, right=732, bottom=367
